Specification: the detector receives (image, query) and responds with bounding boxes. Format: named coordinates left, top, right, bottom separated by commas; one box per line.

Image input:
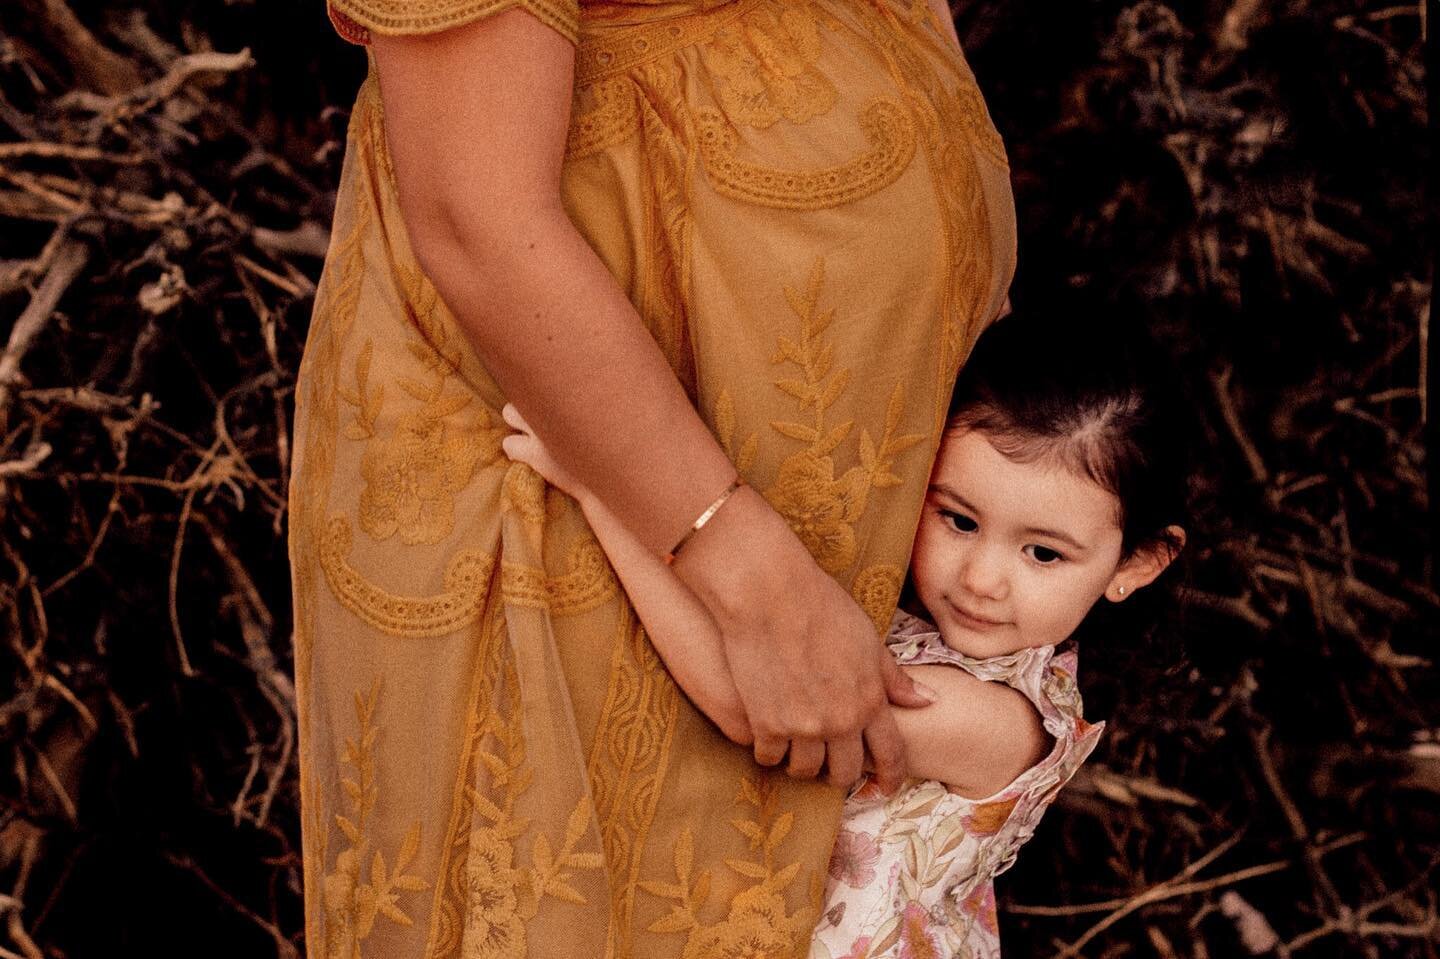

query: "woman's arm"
left=501, top=405, right=1045, bottom=795
left=370, top=12, right=929, bottom=791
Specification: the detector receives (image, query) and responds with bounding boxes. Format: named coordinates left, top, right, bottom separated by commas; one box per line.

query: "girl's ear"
left=1104, top=526, right=1186, bottom=603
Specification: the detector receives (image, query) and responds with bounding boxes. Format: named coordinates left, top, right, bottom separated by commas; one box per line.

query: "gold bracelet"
left=663, top=476, right=746, bottom=566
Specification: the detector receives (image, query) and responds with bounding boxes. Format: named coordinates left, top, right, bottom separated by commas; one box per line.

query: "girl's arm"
left=571, top=485, right=754, bottom=746
left=886, top=663, right=1053, bottom=800
left=502, top=406, right=1052, bottom=794
left=498, top=404, right=750, bottom=743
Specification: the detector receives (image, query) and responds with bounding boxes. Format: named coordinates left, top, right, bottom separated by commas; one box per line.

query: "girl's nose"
left=958, top=546, right=1008, bottom=601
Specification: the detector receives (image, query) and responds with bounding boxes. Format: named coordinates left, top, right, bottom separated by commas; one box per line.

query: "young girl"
left=501, top=314, right=1188, bottom=958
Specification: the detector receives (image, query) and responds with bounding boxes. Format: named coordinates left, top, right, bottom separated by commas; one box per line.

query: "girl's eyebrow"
left=928, top=483, right=1089, bottom=552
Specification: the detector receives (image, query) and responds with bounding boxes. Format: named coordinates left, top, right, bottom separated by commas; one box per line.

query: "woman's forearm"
left=417, top=213, right=739, bottom=557
left=370, top=15, right=740, bottom=560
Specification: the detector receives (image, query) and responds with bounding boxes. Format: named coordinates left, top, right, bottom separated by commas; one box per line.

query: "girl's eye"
left=1024, top=544, right=1064, bottom=565
left=942, top=510, right=978, bottom=533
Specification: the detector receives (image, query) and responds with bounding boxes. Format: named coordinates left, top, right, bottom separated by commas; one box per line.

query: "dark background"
left=0, top=0, right=1433, bottom=955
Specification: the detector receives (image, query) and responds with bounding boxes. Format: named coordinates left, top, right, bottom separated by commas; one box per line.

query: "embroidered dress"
left=810, top=609, right=1105, bottom=958
left=292, top=1, right=1017, bottom=956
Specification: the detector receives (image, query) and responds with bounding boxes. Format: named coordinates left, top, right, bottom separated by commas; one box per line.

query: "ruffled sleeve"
left=882, top=616, right=1107, bottom=881
left=327, top=0, right=581, bottom=47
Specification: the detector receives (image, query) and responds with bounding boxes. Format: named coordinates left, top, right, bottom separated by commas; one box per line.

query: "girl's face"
left=907, top=428, right=1152, bottom=658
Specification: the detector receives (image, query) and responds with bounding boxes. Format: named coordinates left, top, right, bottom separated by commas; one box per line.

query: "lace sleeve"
left=327, top=0, right=581, bottom=47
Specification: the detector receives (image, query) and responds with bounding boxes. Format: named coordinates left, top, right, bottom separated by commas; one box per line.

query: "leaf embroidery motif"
left=352, top=267, right=505, bottom=546
left=321, top=677, right=429, bottom=959
left=761, top=256, right=928, bottom=575
left=640, top=775, right=811, bottom=956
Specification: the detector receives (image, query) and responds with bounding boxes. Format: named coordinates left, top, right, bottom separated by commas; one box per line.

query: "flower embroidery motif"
left=766, top=452, right=868, bottom=574
left=681, top=886, right=801, bottom=959
left=358, top=407, right=486, bottom=545
left=828, top=828, right=881, bottom=889
left=319, top=679, right=429, bottom=959
left=348, top=263, right=504, bottom=546
left=462, top=827, right=526, bottom=957
left=704, top=2, right=837, bottom=128
left=760, top=256, right=927, bottom=577
left=642, top=777, right=811, bottom=958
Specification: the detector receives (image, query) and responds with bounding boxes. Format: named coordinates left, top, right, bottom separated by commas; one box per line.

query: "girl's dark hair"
left=944, top=311, right=1190, bottom=559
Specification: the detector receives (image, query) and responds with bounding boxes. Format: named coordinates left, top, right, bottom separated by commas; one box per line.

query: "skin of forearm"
left=412, top=209, right=739, bottom=558
left=573, top=489, right=750, bottom=739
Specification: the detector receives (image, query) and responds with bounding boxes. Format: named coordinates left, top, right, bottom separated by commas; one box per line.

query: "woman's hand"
left=671, top=486, right=934, bottom=793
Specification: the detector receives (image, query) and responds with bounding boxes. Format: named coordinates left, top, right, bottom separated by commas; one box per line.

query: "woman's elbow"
left=399, top=189, right=567, bottom=300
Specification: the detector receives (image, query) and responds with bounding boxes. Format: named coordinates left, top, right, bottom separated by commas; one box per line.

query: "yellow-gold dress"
left=289, top=1, right=1016, bottom=956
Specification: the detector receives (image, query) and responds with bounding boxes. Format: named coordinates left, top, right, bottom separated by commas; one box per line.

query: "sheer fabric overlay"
left=292, top=1, right=1017, bottom=955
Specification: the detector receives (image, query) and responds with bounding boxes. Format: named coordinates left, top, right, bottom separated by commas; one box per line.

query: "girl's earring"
left=1116, top=585, right=1128, bottom=598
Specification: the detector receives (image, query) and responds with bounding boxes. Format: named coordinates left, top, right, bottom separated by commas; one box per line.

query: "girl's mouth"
left=949, top=601, right=1008, bottom=631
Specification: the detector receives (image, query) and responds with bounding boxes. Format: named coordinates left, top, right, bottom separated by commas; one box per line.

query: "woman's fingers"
left=753, top=735, right=788, bottom=768
left=863, top=711, right=908, bottom=795
left=786, top=738, right=825, bottom=779
left=880, top=651, right=936, bottom=709
left=823, top=735, right=864, bottom=789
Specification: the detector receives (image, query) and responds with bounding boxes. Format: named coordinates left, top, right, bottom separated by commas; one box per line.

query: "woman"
left=289, top=0, right=1015, bottom=955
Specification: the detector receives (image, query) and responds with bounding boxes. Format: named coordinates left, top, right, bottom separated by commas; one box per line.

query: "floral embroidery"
left=321, top=678, right=430, bottom=959
left=761, top=257, right=927, bottom=575
left=850, top=565, right=905, bottom=636
left=353, top=266, right=502, bottom=546
left=642, top=776, right=813, bottom=956
left=703, top=1, right=837, bottom=129
left=461, top=828, right=525, bottom=954
left=449, top=617, right=606, bottom=957
left=767, top=452, right=867, bottom=574
left=695, top=98, right=918, bottom=210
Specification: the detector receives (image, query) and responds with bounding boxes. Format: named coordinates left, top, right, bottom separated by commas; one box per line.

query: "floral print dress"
left=810, top=609, right=1106, bottom=959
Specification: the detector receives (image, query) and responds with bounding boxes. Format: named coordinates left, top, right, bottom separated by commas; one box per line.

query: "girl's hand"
left=501, top=403, right=586, bottom=499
